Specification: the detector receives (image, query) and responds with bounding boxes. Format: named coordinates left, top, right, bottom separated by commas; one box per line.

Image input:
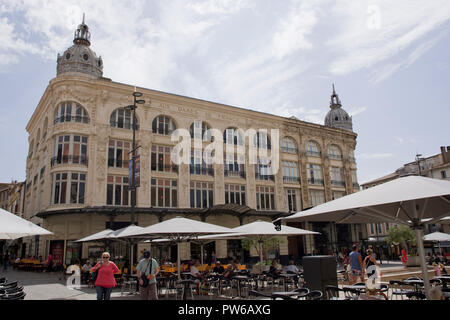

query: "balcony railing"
left=329, top=154, right=343, bottom=160
left=54, top=115, right=90, bottom=125
left=110, top=121, right=140, bottom=130
left=224, top=170, right=246, bottom=179
left=281, top=147, right=298, bottom=154
left=331, top=180, right=345, bottom=187
left=255, top=173, right=275, bottom=181
left=151, top=164, right=179, bottom=173
left=190, top=166, right=214, bottom=176
left=51, top=155, right=88, bottom=167
left=306, top=151, right=322, bottom=157
left=308, top=178, right=324, bottom=185
left=283, top=176, right=300, bottom=183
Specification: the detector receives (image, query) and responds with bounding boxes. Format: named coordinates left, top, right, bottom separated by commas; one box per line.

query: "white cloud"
left=358, top=153, right=395, bottom=160
left=327, top=0, right=450, bottom=81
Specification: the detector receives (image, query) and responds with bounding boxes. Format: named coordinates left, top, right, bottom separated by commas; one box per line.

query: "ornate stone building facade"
left=23, top=20, right=364, bottom=266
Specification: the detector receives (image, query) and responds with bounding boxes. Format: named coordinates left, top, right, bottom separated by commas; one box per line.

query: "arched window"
left=306, top=140, right=321, bottom=157
left=328, top=145, right=342, bottom=160
left=54, top=101, right=89, bottom=124
left=110, top=108, right=138, bottom=130
left=190, top=121, right=212, bottom=141
left=223, top=127, right=244, bottom=146
left=281, top=137, right=297, bottom=154
left=253, top=131, right=271, bottom=150
left=152, top=115, right=176, bottom=135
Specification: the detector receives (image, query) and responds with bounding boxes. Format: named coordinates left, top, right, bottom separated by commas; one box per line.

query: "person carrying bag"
left=136, top=250, right=159, bottom=300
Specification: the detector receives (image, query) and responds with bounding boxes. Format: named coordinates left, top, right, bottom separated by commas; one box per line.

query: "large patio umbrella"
left=109, top=225, right=144, bottom=271
left=117, top=217, right=235, bottom=279
left=76, top=225, right=144, bottom=271
left=75, top=229, right=114, bottom=243
left=423, top=232, right=450, bottom=256
left=0, top=208, right=53, bottom=239
left=277, top=176, right=450, bottom=299
left=197, top=220, right=319, bottom=271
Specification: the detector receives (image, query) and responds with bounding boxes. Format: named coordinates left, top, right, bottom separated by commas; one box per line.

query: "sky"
left=0, top=0, right=449, bottom=185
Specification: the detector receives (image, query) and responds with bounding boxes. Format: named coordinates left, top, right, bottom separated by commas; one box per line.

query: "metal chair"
left=305, top=290, right=323, bottom=300
left=248, top=290, right=273, bottom=300
left=325, top=285, right=346, bottom=300
left=389, top=280, right=412, bottom=300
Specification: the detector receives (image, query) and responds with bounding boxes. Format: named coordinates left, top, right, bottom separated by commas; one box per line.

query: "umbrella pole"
left=259, top=240, right=263, bottom=273
left=415, top=228, right=431, bottom=299
left=177, top=242, right=181, bottom=280
left=200, top=243, right=204, bottom=267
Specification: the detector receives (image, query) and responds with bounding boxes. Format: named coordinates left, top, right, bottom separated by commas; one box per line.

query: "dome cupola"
left=324, top=84, right=353, bottom=132
left=57, top=14, right=103, bottom=78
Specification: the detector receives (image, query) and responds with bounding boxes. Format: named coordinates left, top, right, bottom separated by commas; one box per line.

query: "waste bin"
left=302, top=255, right=337, bottom=298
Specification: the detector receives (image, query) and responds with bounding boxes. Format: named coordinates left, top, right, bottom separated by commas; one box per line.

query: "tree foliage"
left=241, top=237, right=285, bottom=264
left=385, top=225, right=416, bottom=253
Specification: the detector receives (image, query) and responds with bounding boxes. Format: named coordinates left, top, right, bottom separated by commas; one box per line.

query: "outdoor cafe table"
left=343, top=284, right=366, bottom=296
left=278, top=273, right=298, bottom=291
left=179, top=278, right=195, bottom=300
left=231, top=275, right=249, bottom=299
left=434, top=276, right=450, bottom=288
left=402, top=279, right=424, bottom=292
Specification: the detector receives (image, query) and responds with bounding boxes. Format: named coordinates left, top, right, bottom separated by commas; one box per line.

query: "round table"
left=231, top=275, right=248, bottom=299
left=278, top=273, right=298, bottom=291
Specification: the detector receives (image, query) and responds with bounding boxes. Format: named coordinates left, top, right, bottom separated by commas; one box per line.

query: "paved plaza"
left=0, top=260, right=424, bottom=300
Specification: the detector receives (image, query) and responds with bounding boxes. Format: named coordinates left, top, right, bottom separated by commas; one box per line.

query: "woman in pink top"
left=92, top=252, right=119, bottom=300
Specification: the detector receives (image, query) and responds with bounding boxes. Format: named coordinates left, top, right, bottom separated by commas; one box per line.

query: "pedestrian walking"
left=136, top=250, right=159, bottom=300
left=401, top=248, right=408, bottom=269
left=2, top=252, right=9, bottom=271
left=47, top=253, right=53, bottom=272
left=92, top=252, right=119, bottom=300
left=348, top=245, right=363, bottom=284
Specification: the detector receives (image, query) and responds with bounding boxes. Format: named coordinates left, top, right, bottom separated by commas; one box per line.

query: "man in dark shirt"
left=213, top=261, right=225, bottom=274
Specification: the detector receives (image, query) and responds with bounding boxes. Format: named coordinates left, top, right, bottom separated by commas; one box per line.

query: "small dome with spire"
left=57, top=14, right=103, bottom=78
left=324, top=84, right=353, bottom=132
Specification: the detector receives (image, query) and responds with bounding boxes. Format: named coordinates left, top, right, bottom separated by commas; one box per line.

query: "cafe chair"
left=389, top=280, right=412, bottom=300
left=406, top=291, right=426, bottom=300
left=305, top=290, right=323, bottom=300
left=325, top=285, right=346, bottom=300
left=248, top=290, right=273, bottom=300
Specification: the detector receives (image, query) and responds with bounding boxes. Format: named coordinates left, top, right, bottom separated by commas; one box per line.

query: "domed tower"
left=324, top=84, right=353, bottom=132
left=57, top=14, right=103, bottom=78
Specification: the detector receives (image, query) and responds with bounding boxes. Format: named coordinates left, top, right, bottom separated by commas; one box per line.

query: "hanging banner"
left=134, top=155, right=140, bottom=187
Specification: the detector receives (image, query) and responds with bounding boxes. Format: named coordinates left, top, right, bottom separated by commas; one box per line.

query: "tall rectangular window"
left=190, top=182, right=213, bottom=208
left=151, top=145, right=178, bottom=173
left=225, top=184, right=246, bottom=205
left=190, top=149, right=214, bottom=176
left=309, top=189, right=325, bottom=207
left=330, top=167, right=345, bottom=187
left=286, top=189, right=300, bottom=213
left=53, top=172, right=85, bottom=204
left=108, top=140, right=131, bottom=169
left=307, top=164, right=323, bottom=185
left=150, top=179, right=177, bottom=208
left=282, top=161, right=299, bottom=183
left=106, top=176, right=130, bottom=206
left=53, top=135, right=88, bottom=166
left=256, top=186, right=275, bottom=210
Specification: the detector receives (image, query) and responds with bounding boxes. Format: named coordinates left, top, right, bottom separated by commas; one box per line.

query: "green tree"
left=385, top=225, right=416, bottom=254
left=241, top=237, right=286, bottom=265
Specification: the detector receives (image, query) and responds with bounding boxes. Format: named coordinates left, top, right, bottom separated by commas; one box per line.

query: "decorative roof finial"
left=74, top=13, right=91, bottom=46
left=330, top=83, right=341, bottom=107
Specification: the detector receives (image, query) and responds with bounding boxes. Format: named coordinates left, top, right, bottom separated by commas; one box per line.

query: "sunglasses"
left=102, top=256, right=109, bottom=259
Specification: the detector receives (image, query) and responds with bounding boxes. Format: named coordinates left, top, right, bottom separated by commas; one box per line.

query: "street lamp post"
left=125, top=91, right=145, bottom=226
